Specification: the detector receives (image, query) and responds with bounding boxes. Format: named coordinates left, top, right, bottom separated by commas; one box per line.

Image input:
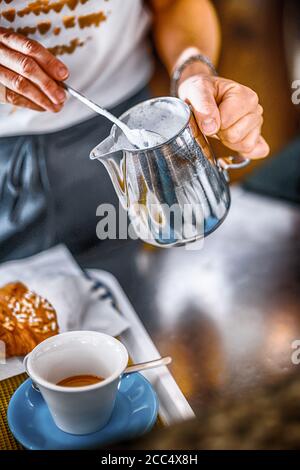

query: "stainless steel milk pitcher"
left=90, top=97, right=249, bottom=247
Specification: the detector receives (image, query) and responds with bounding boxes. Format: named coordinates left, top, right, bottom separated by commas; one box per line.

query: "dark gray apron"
left=0, top=87, right=150, bottom=262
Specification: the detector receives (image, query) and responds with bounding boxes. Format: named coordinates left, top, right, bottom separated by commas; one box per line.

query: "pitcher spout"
left=90, top=135, right=118, bottom=160
left=90, top=136, right=128, bottom=209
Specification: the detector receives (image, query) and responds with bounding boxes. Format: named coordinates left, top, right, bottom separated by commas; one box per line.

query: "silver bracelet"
left=170, top=53, right=218, bottom=97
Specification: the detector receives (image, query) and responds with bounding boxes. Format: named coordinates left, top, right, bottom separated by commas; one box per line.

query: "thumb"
left=179, top=77, right=221, bottom=136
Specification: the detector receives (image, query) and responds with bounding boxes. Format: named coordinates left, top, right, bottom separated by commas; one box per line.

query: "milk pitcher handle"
left=218, top=155, right=251, bottom=171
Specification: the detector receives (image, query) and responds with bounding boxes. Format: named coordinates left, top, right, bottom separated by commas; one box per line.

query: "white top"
left=0, top=0, right=153, bottom=136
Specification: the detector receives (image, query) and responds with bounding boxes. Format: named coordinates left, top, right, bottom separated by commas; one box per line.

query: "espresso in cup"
left=24, top=331, right=129, bottom=434
left=57, top=374, right=104, bottom=387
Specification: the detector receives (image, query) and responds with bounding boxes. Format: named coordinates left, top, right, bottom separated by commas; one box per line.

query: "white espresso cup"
left=24, top=331, right=128, bottom=435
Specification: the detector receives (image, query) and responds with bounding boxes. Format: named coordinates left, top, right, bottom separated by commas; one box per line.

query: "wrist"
left=171, top=48, right=218, bottom=97
left=178, top=60, right=215, bottom=86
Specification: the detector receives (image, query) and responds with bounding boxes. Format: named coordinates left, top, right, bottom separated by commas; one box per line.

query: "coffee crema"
left=56, top=374, right=104, bottom=387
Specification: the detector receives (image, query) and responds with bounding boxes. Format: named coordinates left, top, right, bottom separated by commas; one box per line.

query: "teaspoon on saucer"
left=124, top=356, right=172, bottom=374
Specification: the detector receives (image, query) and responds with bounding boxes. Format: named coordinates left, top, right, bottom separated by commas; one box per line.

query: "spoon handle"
left=63, top=83, right=132, bottom=139
left=124, top=356, right=172, bottom=375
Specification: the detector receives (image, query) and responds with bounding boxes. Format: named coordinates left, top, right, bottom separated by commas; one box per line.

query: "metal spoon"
left=63, top=84, right=164, bottom=149
left=124, top=356, right=172, bottom=374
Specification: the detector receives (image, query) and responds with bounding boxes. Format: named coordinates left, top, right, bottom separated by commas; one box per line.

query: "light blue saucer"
left=7, top=373, right=158, bottom=450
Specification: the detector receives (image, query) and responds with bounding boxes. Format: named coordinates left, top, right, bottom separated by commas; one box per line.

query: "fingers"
left=241, top=136, right=270, bottom=159
left=217, top=80, right=260, bottom=129
left=218, top=111, right=263, bottom=146
left=0, top=64, right=62, bottom=112
left=0, top=27, right=68, bottom=112
left=0, top=27, right=69, bottom=81
left=215, top=80, right=269, bottom=158
left=0, top=82, right=6, bottom=102
left=222, top=126, right=260, bottom=153
left=218, top=103, right=268, bottom=159
left=0, top=43, right=66, bottom=106
left=179, top=75, right=221, bottom=135
left=222, top=126, right=269, bottom=159
left=6, top=88, right=45, bottom=112
left=0, top=82, right=44, bottom=111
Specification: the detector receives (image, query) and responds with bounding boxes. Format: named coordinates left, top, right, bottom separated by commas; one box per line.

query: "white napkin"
left=0, top=245, right=129, bottom=380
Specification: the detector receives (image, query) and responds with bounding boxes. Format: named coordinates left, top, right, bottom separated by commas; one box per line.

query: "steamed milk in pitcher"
left=91, top=98, right=231, bottom=247
left=110, top=100, right=186, bottom=150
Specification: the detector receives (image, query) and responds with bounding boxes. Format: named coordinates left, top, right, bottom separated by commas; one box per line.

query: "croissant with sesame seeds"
left=0, top=282, right=59, bottom=358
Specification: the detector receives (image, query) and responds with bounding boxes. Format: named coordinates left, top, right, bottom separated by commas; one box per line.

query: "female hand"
left=0, top=27, right=69, bottom=112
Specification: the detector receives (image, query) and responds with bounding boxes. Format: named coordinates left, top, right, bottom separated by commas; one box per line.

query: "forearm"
left=151, top=0, right=221, bottom=75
